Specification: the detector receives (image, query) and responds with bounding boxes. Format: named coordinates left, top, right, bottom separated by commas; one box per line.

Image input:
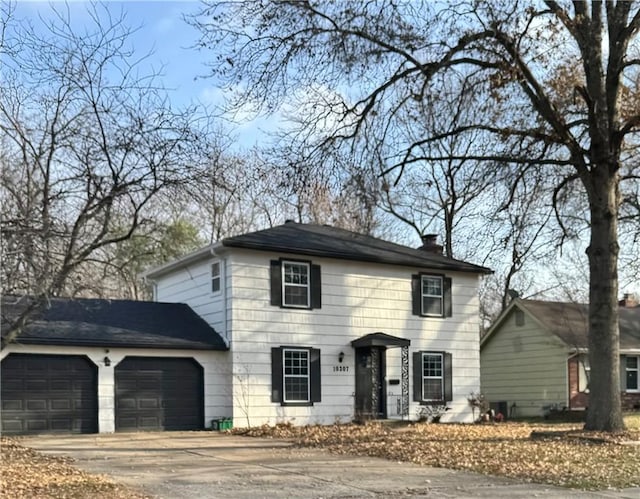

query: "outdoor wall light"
left=338, top=351, right=345, bottom=363
left=103, top=356, right=111, bottom=367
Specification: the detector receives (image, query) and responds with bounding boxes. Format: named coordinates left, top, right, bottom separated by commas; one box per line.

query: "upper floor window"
left=211, top=261, right=221, bottom=293
left=422, top=276, right=443, bottom=316
left=270, top=259, right=321, bottom=309
left=411, top=273, right=452, bottom=318
left=626, top=356, right=639, bottom=392
left=283, top=261, right=310, bottom=307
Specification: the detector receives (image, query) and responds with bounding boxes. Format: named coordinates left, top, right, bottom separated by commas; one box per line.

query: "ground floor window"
left=626, top=356, right=639, bottom=392
left=271, top=346, right=321, bottom=406
left=412, top=351, right=452, bottom=404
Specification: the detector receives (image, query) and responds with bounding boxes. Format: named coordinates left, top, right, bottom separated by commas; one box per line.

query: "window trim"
left=211, top=261, right=221, bottom=294
left=281, top=260, right=311, bottom=308
left=626, top=355, right=639, bottom=392
left=282, top=348, right=310, bottom=403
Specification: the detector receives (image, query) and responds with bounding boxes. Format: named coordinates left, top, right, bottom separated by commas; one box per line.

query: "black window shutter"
left=270, top=260, right=282, bottom=306
left=412, top=351, right=422, bottom=401
left=443, top=277, right=453, bottom=317
left=310, top=264, right=322, bottom=309
left=444, top=352, right=453, bottom=402
left=620, top=355, right=627, bottom=391
left=411, top=275, right=421, bottom=316
left=310, top=348, right=321, bottom=402
left=271, top=347, right=283, bottom=403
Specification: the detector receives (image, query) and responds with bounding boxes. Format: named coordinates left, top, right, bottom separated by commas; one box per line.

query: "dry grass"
left=237, top=415, right=640, bottom=490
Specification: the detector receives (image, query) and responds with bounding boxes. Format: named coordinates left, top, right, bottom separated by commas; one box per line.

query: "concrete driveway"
left=20, top=432, right=639, bottom=498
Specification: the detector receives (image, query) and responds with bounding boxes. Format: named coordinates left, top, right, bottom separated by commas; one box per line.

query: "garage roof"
left=1, top=296, right=228, bottom=350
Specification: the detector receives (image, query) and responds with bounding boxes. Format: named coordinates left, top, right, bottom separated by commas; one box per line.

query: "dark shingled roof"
left=223, top=222, right=491, bottom=274
left=517, top=299, right=640, bottom=350
left=1, top=296, right=227, bottom=351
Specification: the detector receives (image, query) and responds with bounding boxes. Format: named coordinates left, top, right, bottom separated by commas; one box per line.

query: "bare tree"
left=191, top=1, right=640, bottom=431
left=0, top=4, right=202, bottom=342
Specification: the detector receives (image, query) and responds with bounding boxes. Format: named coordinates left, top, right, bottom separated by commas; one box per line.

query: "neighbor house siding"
left=0, top=344, right=230, bottom=433
left=480, top=309, right=568, bottom=417
left=227, top=249, right=481, bottom=427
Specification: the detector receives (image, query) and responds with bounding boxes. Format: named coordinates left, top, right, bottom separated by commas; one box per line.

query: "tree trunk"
left=584, top=168, right=624, bottom=432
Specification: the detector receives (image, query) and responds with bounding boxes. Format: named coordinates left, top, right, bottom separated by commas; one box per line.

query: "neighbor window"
left=626, top=356, right=639, bottom=391
left=271, top=346, right=321, bottom=406
left=578, top=355, right=590, bottom=393
left=211, top=261, right=221, bottom=293
left=412, top=351, right=453, bottom=404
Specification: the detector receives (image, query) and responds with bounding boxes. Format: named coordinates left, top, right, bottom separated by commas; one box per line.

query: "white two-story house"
left=0, top=222, right=490, bottom=434
left=145, top=221, right=491, bottom=427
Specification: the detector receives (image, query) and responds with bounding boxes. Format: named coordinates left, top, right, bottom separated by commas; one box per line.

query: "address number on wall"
left=333, top=365, right=350, bottom=372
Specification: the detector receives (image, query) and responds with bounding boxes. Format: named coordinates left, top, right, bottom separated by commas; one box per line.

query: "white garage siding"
left=0, top=344, right=231, bottom=433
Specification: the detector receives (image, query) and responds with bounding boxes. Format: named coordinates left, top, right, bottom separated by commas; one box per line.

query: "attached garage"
left=1, top=353, right=98, bottom=435
left=2, top=296, right=228, bottom=433
left=115, top=357, right=204, bottom=431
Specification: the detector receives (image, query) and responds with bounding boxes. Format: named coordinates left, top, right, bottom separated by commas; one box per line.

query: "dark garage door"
left=1, top=353, right=98, bottom=435
left=115, top=357, right=204, bottom=431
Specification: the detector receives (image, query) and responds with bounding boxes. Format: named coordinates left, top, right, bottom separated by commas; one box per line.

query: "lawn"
left=1, top=415, right=638, bottom=496
left=239, top=414, right=640, bottom=490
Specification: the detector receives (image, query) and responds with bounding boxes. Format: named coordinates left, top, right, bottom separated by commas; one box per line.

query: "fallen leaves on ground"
left=235, top=421, right=640, bottom=490
left=0, top=438, right=150, bottom=499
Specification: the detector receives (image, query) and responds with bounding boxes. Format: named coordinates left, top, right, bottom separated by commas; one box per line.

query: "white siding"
left=480, top=309, right=569, bottom=417
left=0, top=344, right=230, bottom=433
left=153, top=258, right=228, bottom=340
left=227, top=250, right=482, bottom=427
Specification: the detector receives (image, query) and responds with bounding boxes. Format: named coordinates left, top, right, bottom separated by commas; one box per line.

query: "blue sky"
left=12, top=0, right=276, bottom=148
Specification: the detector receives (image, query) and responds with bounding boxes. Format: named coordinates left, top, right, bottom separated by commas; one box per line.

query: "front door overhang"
left=351, top=332, right=410, bottom=419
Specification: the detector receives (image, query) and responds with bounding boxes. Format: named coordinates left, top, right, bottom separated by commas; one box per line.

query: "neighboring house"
left=1, top=221, right=491, bottom=434
left=480, top=296, right=640, bottom=418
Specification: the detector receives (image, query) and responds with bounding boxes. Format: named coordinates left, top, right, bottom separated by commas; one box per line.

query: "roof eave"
left=222, top=241, right=492, bottom=274
left=142, top=242, right=224, bottom=280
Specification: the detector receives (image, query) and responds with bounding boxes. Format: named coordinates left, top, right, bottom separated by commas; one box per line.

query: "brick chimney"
left=619, top=293, right=639, bottom=308
left=419, top=234, right=443, bottom=255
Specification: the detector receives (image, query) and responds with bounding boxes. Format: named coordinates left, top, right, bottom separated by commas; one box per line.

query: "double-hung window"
left=626, top=356, right=639, bottom=392
left=412, top=351, right=453, bottom=404
left=411, top=273, right=452, bottom=318
left=283, top=348, right=310, bottom=402
left=271, top=346, right=321, bottom=406
left=421, top=353, right=444, bottom=401
left=283, top=261, right=310, bottom=307
left=270, top=259, right=321, bottom=309
left=422, top=276, right=443, bottom=316
left=211, top=261, right=221, bottom=293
